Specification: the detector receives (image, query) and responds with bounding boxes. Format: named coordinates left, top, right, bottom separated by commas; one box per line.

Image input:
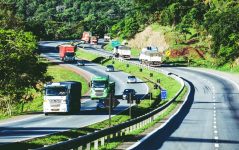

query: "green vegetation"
left=0, top=29, right=49, bottom=116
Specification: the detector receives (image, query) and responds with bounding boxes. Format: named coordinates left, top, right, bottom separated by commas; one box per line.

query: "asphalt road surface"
left=0, top=41, right=148, bottom=146
left=78, top=42, right=239, bottom=150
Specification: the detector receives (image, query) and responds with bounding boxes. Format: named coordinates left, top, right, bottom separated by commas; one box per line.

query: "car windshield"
left=123, top=89, right=134, bottom=94
left=128, top=76, right=135, bottom=79
left=92, top=81, right=106, bottom=88
left=107, top=65, right=113, bottom=68
left=45, top=87, right=67, bottom=96
left=66, top=52, right=75, bottom=57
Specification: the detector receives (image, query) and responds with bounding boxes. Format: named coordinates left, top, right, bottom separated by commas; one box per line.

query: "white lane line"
left=214, top=125, right=217, bottom=129
left=214, top=136, right=218, bottom=140
left=214, top=106, right=216, bottom=109
left=214, top=130, right=218, bottom=134
left=214, top=103, right=216, bottom=106
left=215, top=143, right=219, bottom=148
left=214, top=114, right=216, bottom=117
left=214, top=121, right=217, bottom=124
left=214, top=110, right=216, bottom=113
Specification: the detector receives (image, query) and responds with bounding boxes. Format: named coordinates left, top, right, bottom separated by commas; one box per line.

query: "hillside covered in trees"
left=1, top=0, right=238, bottom=65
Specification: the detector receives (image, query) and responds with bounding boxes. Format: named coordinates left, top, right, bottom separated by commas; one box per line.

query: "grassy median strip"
left=6, top=50, right=182, bottom=149
left=100, top=86, right=188, bottom=150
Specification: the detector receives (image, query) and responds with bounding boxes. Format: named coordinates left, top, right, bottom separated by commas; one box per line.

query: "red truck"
left=81, top=31, right=92, bottom=43
left=59, top=45, right=76, bottom=62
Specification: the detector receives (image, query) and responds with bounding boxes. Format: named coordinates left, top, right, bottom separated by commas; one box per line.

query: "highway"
left=0, top=41, right=149, bottom=146
left=79, top=44, right=239, bottom=150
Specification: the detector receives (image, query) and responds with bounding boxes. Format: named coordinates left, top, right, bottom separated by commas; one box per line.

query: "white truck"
left=43, top=81, right=81, bottom=115
left=113, top=45, right=131, bottom=59
left=139, top=46, right=162, bottom=66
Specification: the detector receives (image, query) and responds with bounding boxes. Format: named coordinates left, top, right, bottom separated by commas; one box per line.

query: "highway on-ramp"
left=0, top=41, right=149, bottom=146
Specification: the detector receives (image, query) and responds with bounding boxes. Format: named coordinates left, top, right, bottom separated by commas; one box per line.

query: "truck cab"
left=90, top=76, right=117, bottom=109
left=43, top=81, right=81, bottom=115
left=90, top=76, right=114, bottom=99
left=59, top=45, right=76, bottom=62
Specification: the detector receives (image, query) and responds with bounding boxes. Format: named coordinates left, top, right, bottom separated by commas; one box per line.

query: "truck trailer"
left=113, top=45, right=131, bottom=59
left=81, top=31, right=92, bottom=43
left=139, top=46, right=162, bottom=66
left=59, top=44, right=76, bottom=62
left=43, top=81, right=82, bottom=115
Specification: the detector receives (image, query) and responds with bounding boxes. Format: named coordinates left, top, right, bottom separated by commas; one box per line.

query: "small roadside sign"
left=161, top=90, right=167, bottom=100
left=111, top=40, right=120, bottom=47
left=165, top=50, right=171, bottom=57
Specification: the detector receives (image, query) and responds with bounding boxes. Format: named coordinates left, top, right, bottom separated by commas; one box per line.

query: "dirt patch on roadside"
left=128, top=26, right=169, bottom=52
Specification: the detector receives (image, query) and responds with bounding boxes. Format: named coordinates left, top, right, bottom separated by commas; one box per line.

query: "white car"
left=127, top=76, right=137, bottom=83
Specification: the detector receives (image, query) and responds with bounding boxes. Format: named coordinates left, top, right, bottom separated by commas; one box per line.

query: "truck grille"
left=50, top=99, right=61, bottom=104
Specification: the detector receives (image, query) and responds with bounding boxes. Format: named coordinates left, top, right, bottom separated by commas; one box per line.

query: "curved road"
left=78, top=43, right=239, bottom=150
left=0, top=41, right=148, bottom=146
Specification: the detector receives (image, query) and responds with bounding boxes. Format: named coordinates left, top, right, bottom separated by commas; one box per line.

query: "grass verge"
left=3, top=50, right=183, bottom=150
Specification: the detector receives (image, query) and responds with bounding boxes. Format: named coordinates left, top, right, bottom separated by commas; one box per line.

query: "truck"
left=104, top=34, right=111, bottom=42
left=139, top=46, right=162, bottom=66
left=113, top=45, right=131, bottom=59
left=43, top=81, right=82, bottom=115
left=81, top=31, right=92, bottom=43
left=89, top=76, right=119, bottom=109
left=59, top=44, right=76, bottom=62
left=90, top=36, right=98, bottom=45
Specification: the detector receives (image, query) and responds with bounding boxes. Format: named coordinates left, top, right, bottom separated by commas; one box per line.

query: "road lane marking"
left=215, top=143, right=219, bottom=148
left=214, top=125, right=217, bottom=129
left=214, top=130, right=218, bottom=134
left=214, top=136, right=218, bottom=140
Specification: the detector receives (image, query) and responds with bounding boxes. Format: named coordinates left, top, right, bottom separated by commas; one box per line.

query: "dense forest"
left=1, top=0, right=238, bottom=63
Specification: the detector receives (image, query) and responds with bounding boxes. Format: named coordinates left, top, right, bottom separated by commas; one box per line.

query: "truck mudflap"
left=96, top=98, right=120, bottom=110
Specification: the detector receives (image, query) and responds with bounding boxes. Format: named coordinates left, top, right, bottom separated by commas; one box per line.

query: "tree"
left=0, top=29, right=50, bottom=115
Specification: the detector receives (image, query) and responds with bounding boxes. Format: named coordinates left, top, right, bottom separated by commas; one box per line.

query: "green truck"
left=90, top=76, right=118, bottom=109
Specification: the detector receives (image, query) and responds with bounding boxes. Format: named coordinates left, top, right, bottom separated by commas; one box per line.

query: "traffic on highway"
left=1, top=36, right=239, bottom=150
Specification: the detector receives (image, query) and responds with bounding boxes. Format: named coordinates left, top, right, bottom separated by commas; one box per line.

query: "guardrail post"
left=86, top=143, right=91, bottom=150
left=101, top=137, right=105, bottom=147
left=77, top=146, right=83, bottom=150
left=94, top=139, right=98, bottom=150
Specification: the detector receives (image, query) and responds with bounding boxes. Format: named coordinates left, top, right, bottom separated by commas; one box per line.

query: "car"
left=77, top=60, right=85, bottom=66
left=122, top=89, right=136, bottom=100
left=106, top=65, right=114, bottom=72
left=127, top=76, right=137, bottom=83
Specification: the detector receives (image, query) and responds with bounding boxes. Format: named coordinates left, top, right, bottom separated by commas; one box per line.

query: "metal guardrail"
left=34, top=48, right=185, bottom=150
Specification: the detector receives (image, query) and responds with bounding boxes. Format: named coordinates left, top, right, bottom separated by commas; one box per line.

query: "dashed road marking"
left=215, top=143, right=219, bottom=148
left=214, top=130, right=218, bottom=134
left=214, top=125, right=217, bottom=129
left=214, top=136, right=218, bottom=140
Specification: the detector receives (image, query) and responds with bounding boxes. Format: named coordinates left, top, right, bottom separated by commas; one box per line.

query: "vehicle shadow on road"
left=133, top=78, right=195, bottom=150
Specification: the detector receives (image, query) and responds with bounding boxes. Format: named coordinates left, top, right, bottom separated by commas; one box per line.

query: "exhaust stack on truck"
left=43, top=81, right=82, bottom=115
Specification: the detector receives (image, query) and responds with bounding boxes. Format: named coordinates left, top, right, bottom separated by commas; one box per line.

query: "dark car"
left=106, top=65, right=114, bottom=72
left=77, top=60, right=85, bottom=66
left=122, top=89, right=136, bottom=100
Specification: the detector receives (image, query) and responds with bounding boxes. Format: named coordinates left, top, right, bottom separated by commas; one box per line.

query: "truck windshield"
left=66, top=52, right=75, bottom=57
left=45, top=87, right=67, bottom=96
left=92, top=81, right=106, bottom=88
